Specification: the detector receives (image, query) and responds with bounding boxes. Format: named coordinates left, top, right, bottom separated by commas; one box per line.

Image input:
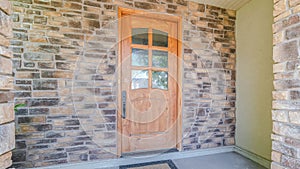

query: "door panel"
left=120, top=10, right=179, bottom=154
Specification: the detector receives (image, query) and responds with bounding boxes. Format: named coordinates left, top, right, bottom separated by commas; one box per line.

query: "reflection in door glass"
left=152, top=29, right=168, bottom=47
left=152, top=71, right=168, bottom=90
left=152, top=50, right=168, bottom=68
left=132, top=28, right=149, bottom=45
left=132, top=48, right=149, bottom=66
left=132, top=70, right=149, bottom=89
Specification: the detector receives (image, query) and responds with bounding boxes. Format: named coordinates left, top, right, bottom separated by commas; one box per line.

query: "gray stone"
left=286, top=24, right=300, bottom=40
left=24, top=52, right=53, bottom=61
left=12, top=150, right=26, bottom=162
left=33, top=80, right=58, bottom=90
left=26, top=98, right=59, bottom=107
left=290, top=91, right=300, bottom=100
left=0, top=123, right=15, bottom=154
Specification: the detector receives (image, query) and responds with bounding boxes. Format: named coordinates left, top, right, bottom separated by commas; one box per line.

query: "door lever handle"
left=122, top=91, right=126, bottom=119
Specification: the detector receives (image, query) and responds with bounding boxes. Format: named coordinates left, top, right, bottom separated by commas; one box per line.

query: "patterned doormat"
left=119, top=160, right=178, bottom=169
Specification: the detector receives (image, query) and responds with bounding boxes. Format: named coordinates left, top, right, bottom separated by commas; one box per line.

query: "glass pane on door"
left=132, top=28, right=148, bottom=45
left=132, top=70, right=149, bottom=89
left=152, top=71, right=168, bottom=90
left=132, top=48, right=149, bottom=66
left=152, top=29, right=168, bottom=47
left=152, top=50, right=168, bottom=68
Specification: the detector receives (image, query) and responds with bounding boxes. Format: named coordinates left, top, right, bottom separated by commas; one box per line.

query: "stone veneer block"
left=0, top=152, right=13, bottom=169
left=0, top=123, right=15, bottom=155
left=0, top=76, right=13, bottom=90
left=0, top=103, right=14, bottom=124
left=0, top=0, right=12, bottom=15
left=273, top=41, right=299, bottom=63
left=0, top=46, right=13, bottom=58
left=0, top=10, right=12, bottom=38
left=0, top=56, right=12, bottom=75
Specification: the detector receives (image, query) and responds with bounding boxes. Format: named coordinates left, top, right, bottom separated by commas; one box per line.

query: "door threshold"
left=121, top=148, right=178, bottom=158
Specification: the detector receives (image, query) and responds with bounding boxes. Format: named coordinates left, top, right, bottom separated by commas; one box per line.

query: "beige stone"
left=273, top=100, right=300, bottom=110
left=0, top=57, right=12, bottom=74
left=288, top=111, right=300, bottom=125
left=0, top=103, right=14, bottom=125
left=0, top=14, right=12, bottom=38
left=274, top=0, right=286, bottom=17
left=0, top=35, right=10, bottom=47
left=0, top=0, right=12, bottom=15
left=273, top=122, right=300, bottom=140
left=273, top=31, right=284, bottom=45
left=271, top=162, right=285, bottom=169
left=32, top=91, right=58, bottom=97
left=274, top=10, right=291, bottom=22
left=273, top=91, right=289, bottom=100
left=272, top=151, right=282, bottom=163
left=273, top=62, right=286, bottom=73
left=0, top=151, right=12, bottom=169
left=292, top=4, right=300, bottom=13
left=0, top=75, right=13, bottom=90
left=272, top=110, right=289, bottom=122
left=274, top=72, right=294, bottom=80
left=289, top=0, right=300, bottom=8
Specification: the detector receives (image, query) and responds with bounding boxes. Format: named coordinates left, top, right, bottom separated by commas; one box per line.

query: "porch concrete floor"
left=104, top=152, right=267, bottom=169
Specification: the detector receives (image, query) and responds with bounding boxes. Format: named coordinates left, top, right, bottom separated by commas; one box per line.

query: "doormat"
left=119, top=160, right=178, bottom=169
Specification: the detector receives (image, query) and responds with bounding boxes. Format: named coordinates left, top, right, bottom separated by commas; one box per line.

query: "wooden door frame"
left=117, top=7, right=182, bottom=157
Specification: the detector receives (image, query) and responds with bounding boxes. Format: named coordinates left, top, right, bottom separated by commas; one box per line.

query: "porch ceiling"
left=192, top=0, right=252, bottom=10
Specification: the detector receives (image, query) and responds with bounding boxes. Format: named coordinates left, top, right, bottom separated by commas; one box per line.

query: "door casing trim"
left=117, top=7, right=183, bottom=157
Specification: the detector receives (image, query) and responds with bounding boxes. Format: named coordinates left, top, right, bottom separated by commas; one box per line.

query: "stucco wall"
left=236, top=0, right=273, bottom=160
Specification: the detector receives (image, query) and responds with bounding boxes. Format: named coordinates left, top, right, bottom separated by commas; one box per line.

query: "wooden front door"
left=118, top=8, right=182, bottom=154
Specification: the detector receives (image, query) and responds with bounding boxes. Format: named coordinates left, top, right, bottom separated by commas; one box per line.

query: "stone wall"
left=272, top=0, right=300, bottom=168
left=10, top=0, right=236, bottom=168
left=0, top=0, right=15, bottom=168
